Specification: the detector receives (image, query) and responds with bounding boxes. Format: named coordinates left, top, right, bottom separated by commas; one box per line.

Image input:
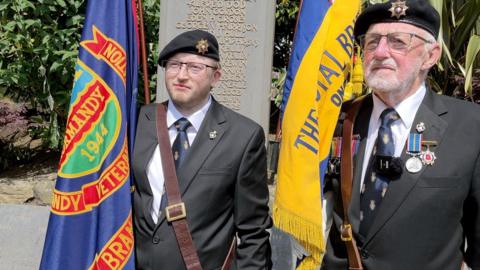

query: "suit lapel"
left=364, top=90, right=448, bottom=244
left=138, top=105, right=160, bottom=229
left=156, top=100, right=227, bottom=226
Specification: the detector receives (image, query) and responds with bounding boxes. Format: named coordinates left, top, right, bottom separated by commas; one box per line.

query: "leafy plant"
left=0, top=0, right=160, bottom=167
left=274, top=0, right=298, bottom=68
left=270, top=0, right=299, bottom=113
left=429, top=0, right=480, bottom=103
left=137, top=0, right=160, bottom=105
left=0, top=0, right=86, bottom=151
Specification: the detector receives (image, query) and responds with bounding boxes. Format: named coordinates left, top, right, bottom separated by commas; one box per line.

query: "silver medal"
left=405, top=156, right=422, bottom=173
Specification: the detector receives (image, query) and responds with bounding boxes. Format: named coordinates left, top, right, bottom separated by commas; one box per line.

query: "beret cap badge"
left=195, top=39, right=209, bottom=55
left=389, top=0, right=408, bottom=19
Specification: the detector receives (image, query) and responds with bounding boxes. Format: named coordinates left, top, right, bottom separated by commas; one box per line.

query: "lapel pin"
left=209, top=130, right=217, bottom=139
left=416, top=122, right=426, bottom=133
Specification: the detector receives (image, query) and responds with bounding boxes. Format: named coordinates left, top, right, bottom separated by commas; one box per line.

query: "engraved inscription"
left=175, top=0, right=258, bottom=110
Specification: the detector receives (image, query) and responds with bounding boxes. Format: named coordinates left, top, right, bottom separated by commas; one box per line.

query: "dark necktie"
left=171, top=117, right=192, bottom=169
left=160, top=118, right=191, bottom=213
left=360, top=108, right=400, bottom=236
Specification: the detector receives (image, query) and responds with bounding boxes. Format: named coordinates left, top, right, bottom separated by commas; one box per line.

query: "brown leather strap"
left=220, top=237, right=236, bottom=270
left=340, top=98, right=365, bottom=270
left=156, top=103, right=202, bottom=270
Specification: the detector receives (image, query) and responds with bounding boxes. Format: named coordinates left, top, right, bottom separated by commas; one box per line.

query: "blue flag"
left=40, top=0, right=138, bottom=269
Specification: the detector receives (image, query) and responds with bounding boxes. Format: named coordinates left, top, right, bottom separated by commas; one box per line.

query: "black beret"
left=354, top=0, right=440, bottom=41
left=158, top=29, right=220, bottom=66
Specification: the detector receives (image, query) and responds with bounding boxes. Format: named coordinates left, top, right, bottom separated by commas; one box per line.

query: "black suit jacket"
left=132, top=99, right=272, bottom=270
left=322, top=90, right=480, bottom=270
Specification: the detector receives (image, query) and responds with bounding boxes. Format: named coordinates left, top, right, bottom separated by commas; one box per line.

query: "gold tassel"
left=352, top=47, right=364, bottom=97
left=343, top=52, right=354, bottom=102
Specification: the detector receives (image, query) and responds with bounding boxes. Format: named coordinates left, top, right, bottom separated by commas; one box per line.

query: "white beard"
left=364, top=58, right=421, bottom=96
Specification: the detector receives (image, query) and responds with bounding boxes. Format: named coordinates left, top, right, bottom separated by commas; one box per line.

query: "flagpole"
left=136, top=0, right=151, bottom=104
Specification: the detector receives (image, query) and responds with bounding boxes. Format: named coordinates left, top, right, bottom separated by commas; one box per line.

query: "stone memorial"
left=156, top=0, right=276, bottom=132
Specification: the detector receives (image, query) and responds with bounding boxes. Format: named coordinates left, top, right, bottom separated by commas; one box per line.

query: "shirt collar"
left=371, top=84, right=426, bottom=129
left=167, top=96, right=212, bottom=131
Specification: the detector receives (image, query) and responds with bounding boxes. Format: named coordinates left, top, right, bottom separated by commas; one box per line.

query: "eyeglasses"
left=358, top=32, right=433, bottom=55
left=162, top=60, right=218, bottom=75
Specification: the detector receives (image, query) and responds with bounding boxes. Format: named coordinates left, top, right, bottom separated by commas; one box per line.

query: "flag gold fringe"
left=273, top=205, right=325, bottom=270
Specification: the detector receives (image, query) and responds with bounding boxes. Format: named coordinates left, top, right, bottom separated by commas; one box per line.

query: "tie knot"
left=174, top=118, right=191, bottom=132
left=379, top=108, right=399, bottom=127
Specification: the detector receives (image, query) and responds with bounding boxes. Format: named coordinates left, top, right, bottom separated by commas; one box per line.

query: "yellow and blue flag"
left=273, top=0, right=360, bottom=269
left=40, top=0, right=138, bottom=269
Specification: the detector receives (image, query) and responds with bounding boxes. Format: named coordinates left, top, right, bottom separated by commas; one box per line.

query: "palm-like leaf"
left=464, top=35, right=480, bottom=98
left=432, top=0, right=480, bottom=100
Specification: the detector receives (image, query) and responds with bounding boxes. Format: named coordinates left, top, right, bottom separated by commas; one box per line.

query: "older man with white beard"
left=321, top=0, right=480, bottom=269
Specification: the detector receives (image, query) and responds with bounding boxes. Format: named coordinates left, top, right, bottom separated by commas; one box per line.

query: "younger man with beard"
left=132, top=30, right=272, bottom=270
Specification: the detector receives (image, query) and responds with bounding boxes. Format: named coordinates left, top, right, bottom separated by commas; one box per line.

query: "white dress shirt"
left=146, top=97, right=211, bottom=223
left=359, top=85, right=426, bottom=191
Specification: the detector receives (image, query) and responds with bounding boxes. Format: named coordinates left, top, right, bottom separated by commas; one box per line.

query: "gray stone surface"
left=0, top=180, right=34, bottom=204
left=156, top=0, right=276, bottom=133
left=0, top=204, right=50, bottom=270
left=33, top=181, right=55, bottom=205
left=0, top=172, right=56, bottom=205
left=271, top=227, right=295, bottom=270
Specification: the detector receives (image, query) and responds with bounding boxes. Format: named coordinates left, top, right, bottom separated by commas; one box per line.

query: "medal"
left=331, top=137, right=342, bottom=158
left=421, top=140, right=437, bottom=166
left=405, top=133, right=422, bottom=173
left=352, top=134, right=361, bottom=156
left=405, top=156, right=422, bottom=173
left=421, top=148, right=436, bottom=165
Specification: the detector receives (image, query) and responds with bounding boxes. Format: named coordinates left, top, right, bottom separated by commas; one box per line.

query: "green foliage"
left=428, top=0, right=480, bottom=102
left=137, top=0, right=160, bottom=105
left=0, top=0, right=160, bottom=167
left=271, top=0, right=299, bottom=109
left=271, top=67, right=286, bottom=108
left=274, top=0, right=298, bottom=68
left=464, top=35, right=480, bottom=97
left=0, top=0, right=85, bottom=151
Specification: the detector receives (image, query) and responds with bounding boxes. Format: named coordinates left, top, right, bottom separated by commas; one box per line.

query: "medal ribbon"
left=407, top=133, right=422, bottom=154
